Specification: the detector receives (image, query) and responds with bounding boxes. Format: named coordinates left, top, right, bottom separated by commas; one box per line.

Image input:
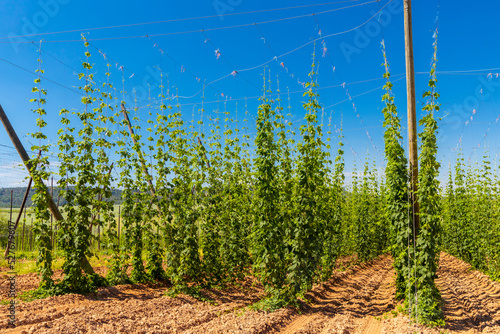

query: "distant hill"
left=0, top=187, right=123, bottom=208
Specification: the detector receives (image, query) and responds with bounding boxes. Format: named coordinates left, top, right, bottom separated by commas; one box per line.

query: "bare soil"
left=0, top=253, right=499, bottom=333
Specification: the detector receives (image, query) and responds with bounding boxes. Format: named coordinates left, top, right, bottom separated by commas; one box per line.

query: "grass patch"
left=0, top=249, right=114, bottom=276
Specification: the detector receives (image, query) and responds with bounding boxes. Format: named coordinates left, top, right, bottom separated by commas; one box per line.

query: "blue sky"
left=1, top=0, right=500, bottom=187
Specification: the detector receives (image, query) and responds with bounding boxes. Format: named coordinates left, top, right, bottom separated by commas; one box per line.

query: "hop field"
left=1, top=0, right=500, bottom=332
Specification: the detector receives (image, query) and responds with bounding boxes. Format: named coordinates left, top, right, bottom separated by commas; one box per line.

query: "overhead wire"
left=0, top=0, right=447, bottom=114
left=2, top=0, right=498, bottom=193
left=2, top=44, right=496, bottom=149
left=146, top=36, right=225, bottom=98
left=253, top=23, right=307, bottom=91
left=323, top=75, right=406, bottom=110
left=312, top=11, right=388, bottom=165
left=0, top=55, right=84, bottom=96
left=236, top=1, right=391, bottom=74
left=467, top=110, right=500, bottom=161
left=0, top=0, right=379, bottom=44
left=129, top=73, right=407, bottom=121
left=172, top=2, right=390, bottom=100
left=0, top=0, right=367, bottom=40
left=201, top=30, right=262, bottom=93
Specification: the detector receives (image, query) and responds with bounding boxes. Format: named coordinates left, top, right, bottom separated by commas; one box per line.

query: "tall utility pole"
left=404, top=0, right=419, bottom=233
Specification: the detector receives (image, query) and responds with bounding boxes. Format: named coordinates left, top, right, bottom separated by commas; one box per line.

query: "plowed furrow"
left=278, top=255, right=394, bottom=334
left=437, top=252, right=500, bottom=332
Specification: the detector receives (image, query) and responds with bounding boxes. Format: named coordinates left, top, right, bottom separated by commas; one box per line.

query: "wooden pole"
left=9, top=190, right=13, bottom=250
left=54, top=194, right=60, bottom=251
left=50, top=177, right=54, bottom=248
left=3, top=153, right=40, bottom=256
left=29, top=218, right=33, bottom=252
left=97, top=212, right=101, bottom=251
left=21, top=208, right=26, bottom=251
left=0, top=104, right=95, bottom=274
left=9, top=189, right=13, bottom=220
left=404, top=0, right=419, bottom=233
left=5, top=180, right=32, bottom=257
left=118, top=205, right=121, bottom=247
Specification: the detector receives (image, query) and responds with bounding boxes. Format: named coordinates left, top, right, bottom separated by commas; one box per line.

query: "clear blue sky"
left=1, top=0, right=500, bottom=187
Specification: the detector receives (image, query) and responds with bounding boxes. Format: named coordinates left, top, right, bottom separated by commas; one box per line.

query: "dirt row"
left=0, top=253, right=499, bottom=333
left=436, top=252, right=500, bottom=333
left=0, top=266, right=109, bottom=301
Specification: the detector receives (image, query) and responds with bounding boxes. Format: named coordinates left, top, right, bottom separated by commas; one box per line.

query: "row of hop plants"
left=26, top=38, right=388, bottom=305
left=441, top=149, right=500, bottom=280
left=380, top=27, right=444, bottom=325
left=24, top=32, right=458, bottom=326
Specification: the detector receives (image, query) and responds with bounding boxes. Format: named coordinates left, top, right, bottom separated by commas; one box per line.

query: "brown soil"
left=0, top=266, right=108, bottom=300
left=278, top=255, right=395, bottom=333
left=436, top=252, right=500, bottom=333
left=0, top=253, right=499, bottom=333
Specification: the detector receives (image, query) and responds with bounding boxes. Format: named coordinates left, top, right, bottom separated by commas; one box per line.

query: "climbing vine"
left=251, top=69, right=287, bottom=307
left=409, top=28, right=444, bottom=325
left=380, top=39, right=410, bottom=301
left=29, top=43, right=54, bottom=291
